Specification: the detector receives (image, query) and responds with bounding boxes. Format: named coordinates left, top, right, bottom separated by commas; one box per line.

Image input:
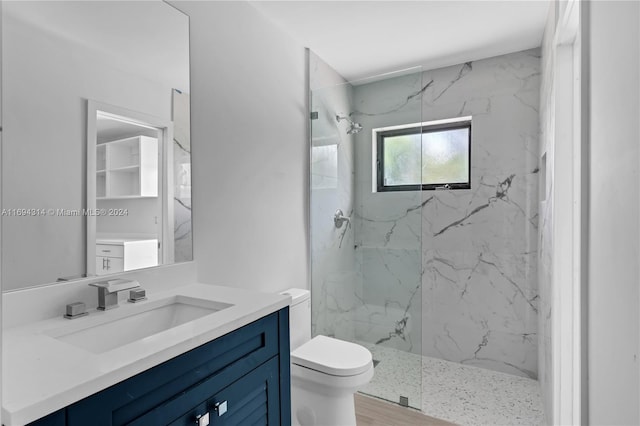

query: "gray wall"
left=588, top=1, right=640, bottom=423
left=543, top=1, right=640, bottom=422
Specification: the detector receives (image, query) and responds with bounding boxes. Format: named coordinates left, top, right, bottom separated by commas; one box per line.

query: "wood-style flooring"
left=355, top=393, right=457, bottom=426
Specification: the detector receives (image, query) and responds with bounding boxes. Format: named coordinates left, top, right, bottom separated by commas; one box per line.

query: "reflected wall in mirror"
left=1, top=1, right=192, bottom=291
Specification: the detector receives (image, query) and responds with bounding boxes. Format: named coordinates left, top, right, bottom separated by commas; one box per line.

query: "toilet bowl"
left=281, top=288, right=374, bottom=426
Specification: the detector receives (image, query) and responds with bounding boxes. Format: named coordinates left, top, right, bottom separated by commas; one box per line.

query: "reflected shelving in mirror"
left=96, top=135, right=159, bottom=200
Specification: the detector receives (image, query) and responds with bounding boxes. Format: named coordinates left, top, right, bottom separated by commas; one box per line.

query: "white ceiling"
left=250, top=0, right=550, bottom=82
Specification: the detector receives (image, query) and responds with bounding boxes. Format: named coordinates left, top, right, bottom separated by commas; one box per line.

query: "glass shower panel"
left=309, top=59, right=424, bottom=410
left=309, top=78, right=360, bottom=347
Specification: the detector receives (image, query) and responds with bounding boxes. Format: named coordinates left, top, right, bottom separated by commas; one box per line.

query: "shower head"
left=346, top=121, right=363, bottom=135
left=336, top=114, right=363, bottom=135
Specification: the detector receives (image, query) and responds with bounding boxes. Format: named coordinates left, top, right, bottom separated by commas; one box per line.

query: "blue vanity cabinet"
left=25, top=410, right=65, bottom=426
left=25, top=308, right=290, bottom=426
left=133, top=357, right=280, bottom=425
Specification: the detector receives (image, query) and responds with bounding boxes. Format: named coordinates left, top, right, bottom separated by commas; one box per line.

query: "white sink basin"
left=47, top=295, right=233, bottom=353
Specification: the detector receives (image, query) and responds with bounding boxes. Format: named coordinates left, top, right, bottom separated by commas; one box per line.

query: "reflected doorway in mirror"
left=87, top=101, right=175, bottom=277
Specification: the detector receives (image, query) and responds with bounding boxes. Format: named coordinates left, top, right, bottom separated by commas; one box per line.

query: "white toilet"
left=281, top=288, right=374, bottom=426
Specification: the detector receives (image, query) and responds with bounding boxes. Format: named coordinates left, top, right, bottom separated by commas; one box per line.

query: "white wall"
left=97, top=198, right=159, bottom=236
left=588, top=1, right=640, bottom=424
left=174, top=2, right=308, bottom=292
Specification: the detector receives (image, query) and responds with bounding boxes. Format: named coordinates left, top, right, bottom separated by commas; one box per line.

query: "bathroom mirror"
left=1, top=1, right=192, bottom=291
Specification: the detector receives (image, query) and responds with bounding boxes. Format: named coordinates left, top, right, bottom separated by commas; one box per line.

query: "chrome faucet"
left=89, top=279, right=141, bottom=310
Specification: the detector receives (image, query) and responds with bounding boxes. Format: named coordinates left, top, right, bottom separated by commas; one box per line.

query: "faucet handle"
left=64, top=302, right=88, bottom=320
left=128, top=288, right=147, bottom=303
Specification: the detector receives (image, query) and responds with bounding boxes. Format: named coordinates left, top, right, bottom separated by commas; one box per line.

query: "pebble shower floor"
left=359, top=342, right=546, bottom=425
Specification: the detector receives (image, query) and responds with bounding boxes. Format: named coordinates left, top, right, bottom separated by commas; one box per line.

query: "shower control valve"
left=334, top=209, right=351, bottom=229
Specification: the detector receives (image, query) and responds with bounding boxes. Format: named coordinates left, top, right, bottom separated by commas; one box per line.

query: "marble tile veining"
left=172, top=89, right=193, bottom=263
left=349, top=49, right=540, bottom=377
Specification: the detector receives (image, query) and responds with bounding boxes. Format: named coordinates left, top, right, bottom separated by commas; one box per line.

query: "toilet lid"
left=291, top=335, right=373, bottom=376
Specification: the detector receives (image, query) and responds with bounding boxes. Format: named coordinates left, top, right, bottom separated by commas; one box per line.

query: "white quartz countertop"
left=2, top=283, right=291, bottom=425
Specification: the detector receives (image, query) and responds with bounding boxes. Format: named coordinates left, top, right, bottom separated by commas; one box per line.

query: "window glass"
left=311, top=144, right=338, bottom=189
left=377, top=121, right=471, bottom=191
left=382, top=134, right=421, bottom=186
left=421, top=127, right=469, bottom=185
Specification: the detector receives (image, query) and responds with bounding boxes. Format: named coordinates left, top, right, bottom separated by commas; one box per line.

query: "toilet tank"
left=280, top=288, right=311, bottom=350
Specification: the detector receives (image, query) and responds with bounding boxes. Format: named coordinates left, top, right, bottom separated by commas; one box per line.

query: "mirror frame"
left=86, top=100, right=175, bottom=276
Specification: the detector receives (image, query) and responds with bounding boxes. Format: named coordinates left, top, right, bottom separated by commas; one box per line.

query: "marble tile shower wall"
left=353, top=49, right=541, bottom=378
left=352, top=71, right=425, bottom=355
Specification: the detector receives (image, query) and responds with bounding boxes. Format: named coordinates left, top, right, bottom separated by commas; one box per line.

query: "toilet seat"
left=291, top=335, right=372, bottom=376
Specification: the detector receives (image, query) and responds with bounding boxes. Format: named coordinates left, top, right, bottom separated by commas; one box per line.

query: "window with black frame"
left=376, top=119, right=471, bottom=192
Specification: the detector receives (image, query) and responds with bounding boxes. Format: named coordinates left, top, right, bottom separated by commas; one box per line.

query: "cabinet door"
left=96, top=256, right=108, bottom=275
left=130, top=357, right=280, bottom=426
left=105, top=256, right=124, bottom=273
left=95, top=256, right=124, bottom=275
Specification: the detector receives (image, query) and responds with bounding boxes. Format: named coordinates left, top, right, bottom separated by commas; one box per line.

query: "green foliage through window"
left=377, top=121, right=471, bottom=191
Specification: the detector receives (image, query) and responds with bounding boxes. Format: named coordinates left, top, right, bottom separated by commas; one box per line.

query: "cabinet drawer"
left=130, top=356, right=280, bottom=425
left=96, top=244, right=124, bottom=258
